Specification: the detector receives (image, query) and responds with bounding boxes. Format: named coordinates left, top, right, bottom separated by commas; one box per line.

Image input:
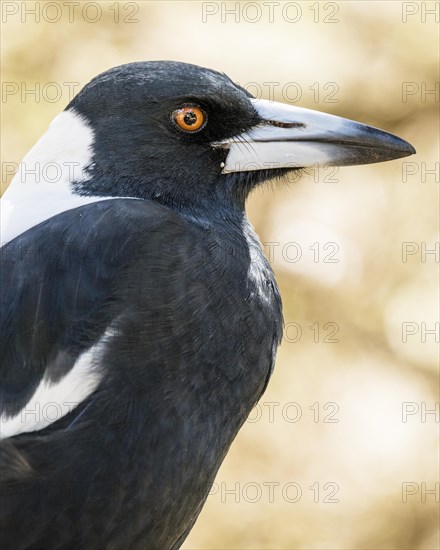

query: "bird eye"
left=172, top=106, right=207, bottom=132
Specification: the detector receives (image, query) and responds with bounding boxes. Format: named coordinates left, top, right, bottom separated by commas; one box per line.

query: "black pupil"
left=183, top=111, right=198, bottom=126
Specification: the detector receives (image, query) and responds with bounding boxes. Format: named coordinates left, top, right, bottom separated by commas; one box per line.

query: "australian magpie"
left=0, top=61, right=415, bottom=549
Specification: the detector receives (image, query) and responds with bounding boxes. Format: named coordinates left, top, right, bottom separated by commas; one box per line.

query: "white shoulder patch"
left=0, top=109, right=114, bottom=245
left=0, top=327, right=115, bottom=440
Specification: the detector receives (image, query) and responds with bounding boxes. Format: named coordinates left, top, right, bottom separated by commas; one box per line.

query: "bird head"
left=16, top=61, right=418, bottom=216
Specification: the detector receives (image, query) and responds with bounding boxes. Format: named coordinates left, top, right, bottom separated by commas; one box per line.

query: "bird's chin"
left=225, top=166, right=303, bottom=196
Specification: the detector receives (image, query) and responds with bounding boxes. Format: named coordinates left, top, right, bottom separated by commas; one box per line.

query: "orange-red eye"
left=173, top=107, right=206, bottom=132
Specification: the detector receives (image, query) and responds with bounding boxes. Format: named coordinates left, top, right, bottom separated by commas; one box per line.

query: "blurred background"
left=1, top=1, right=439, bottom=548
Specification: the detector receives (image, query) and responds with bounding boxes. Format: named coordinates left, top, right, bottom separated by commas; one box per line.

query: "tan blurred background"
left=1, top=1, right=439, bottom=548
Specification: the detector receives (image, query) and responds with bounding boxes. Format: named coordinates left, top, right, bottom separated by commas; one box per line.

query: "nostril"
left=266, top=120, right=306, bottom=129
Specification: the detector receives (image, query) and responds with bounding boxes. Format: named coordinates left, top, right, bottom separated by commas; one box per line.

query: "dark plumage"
left=0, top=61, right=415, bottom=549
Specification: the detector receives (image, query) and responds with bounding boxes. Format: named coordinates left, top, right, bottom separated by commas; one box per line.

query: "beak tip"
left=407, top=143, right=417, bottom=156
left=394, top=140, right=416, bottom=159
left=370, top=133, right=416, bottom=162
left=397, top=135, right=416, bottom=155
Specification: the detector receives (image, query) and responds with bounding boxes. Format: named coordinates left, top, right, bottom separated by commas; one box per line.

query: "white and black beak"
left=214, top=98, right=416, bottom=173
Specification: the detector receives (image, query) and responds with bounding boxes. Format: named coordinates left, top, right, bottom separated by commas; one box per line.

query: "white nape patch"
left=0, top=327, right=115, bottom=440
left=1, top=109, right=114, bottom=245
